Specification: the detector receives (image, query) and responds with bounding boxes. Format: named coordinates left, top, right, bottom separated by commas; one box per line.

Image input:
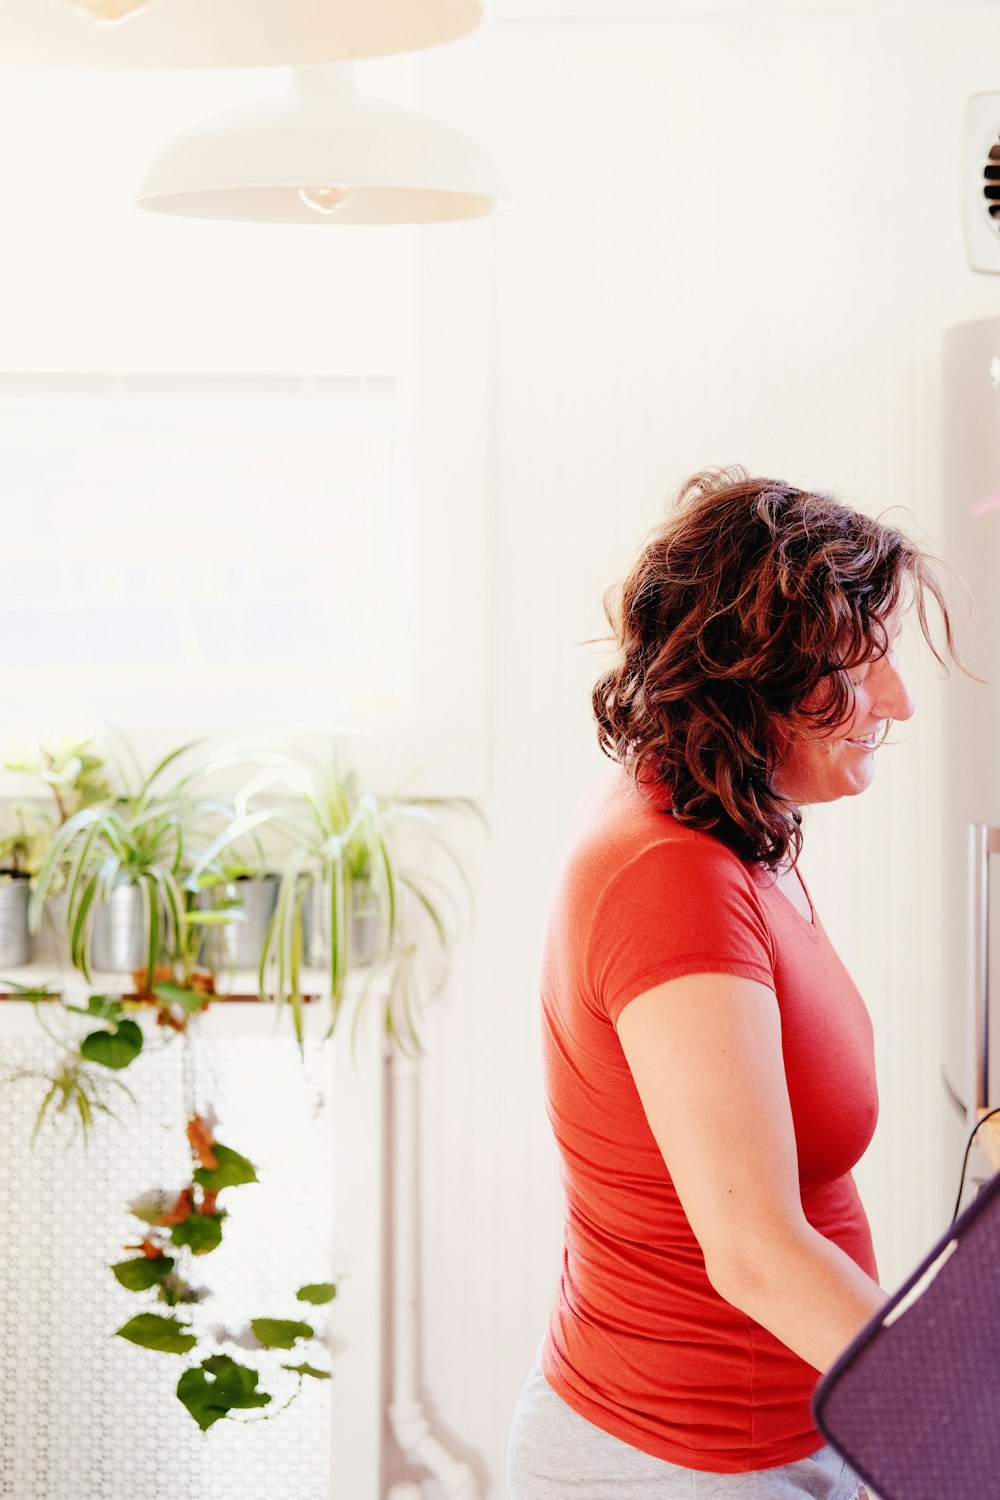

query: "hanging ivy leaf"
left=129, top=1190, right=174, bottom=1225
left=282, top=1362, right=331, bottom=1380
left=64, top=995, right=123, bottom=1021
left=116, top=1313, right=196, bottom=1354
left=193, top=1143, right=258, bottom=1193
left=250, top=1318, right=314, bottom=1350
left=152, top=981, right=210, bottom=1014
left=80, top=1018, right=144, bottom=1070
left=111, top=1255, right=175, bottom=1292
left=296, top=1283, right=337, bottom=1305
left=176, top=1355, right=272, bottom=1431
left=171, top=1212, right=224, bottom=1255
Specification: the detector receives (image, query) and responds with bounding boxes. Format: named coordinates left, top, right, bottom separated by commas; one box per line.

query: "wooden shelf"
left=0, top=988, right=323, bottom=1003
left=0, top=964, right=380, bottom=1042
left=0, top=961, right=343, bottom=1003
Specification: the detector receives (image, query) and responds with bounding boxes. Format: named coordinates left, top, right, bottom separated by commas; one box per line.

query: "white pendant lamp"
left=0, top=0, right=483, bottom=67
left=134, top=65, right=507, bottom=225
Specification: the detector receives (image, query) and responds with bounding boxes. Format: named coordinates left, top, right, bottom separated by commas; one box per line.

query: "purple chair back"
left=813, top=1167, right=1000, bottom=1500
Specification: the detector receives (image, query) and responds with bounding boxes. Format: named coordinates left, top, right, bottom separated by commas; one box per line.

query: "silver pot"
left=34, top=890, right=68, bottom=966
left=302, top=877, right=382, bottom=970
left=197, top=874, right=280, bottom=971
left=90, top=883, right=147, bottom=973
left=0, top=875, right=31, bottom=968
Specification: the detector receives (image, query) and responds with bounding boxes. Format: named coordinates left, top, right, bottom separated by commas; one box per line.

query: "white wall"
left=412, top=6, right=1000, bottom=1497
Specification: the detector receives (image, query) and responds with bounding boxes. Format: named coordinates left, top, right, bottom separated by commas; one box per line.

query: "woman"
left=508, top=469, right=955, bottom=1499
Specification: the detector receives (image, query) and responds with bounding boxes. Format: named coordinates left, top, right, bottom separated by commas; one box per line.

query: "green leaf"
left=63, top=994, right=122, bottom=1021
left=129, top=1192, right=172, bottom=1226
left=171, top=1212, right=223, bottom=1255
left=80, top=1018, right=143, bottom=1071
left=111, top=1255, right=174, bottom=1292
left=158, top=1270, right=202, bottom=1308
left=183, top=908, right=245, bottom=926
left=250, top=1318, right=314, bottom=1350
left=200, top=1354, right=235, bottom=1373
left=116, top=1313, right=196, bottom=1354
left=176, top=1356, right=271, bottom=1431
left=3, top=757, right=35, bottom=774
left=143, top=877, right=159, bottom=1004
left=151, top=981, right=208, bottom=1014
left=193, top=1143, right=258, bottom=1193
left=282, top=1362, right=331, bottom=1380
left=296, top=1282, right=337, bottom=1305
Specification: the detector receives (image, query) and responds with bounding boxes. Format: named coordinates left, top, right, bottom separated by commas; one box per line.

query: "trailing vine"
left=6, top=977, right=337, bottom=1430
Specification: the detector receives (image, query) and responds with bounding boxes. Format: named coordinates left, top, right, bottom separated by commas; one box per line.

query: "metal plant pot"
left=198, top=874, right=280, bottom=971
left=302, top=877, right=382, bottom=971
left=90, top=883, right=147, bottom=973
left=349, top=889, right=382, bottom=969
left=0, top=874, right=31, bottom=967
left=34, top=890, right=69, bottom=967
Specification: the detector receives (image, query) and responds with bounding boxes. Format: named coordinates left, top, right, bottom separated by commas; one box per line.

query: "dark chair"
left=813, top=1167, right=1000, bottom=1500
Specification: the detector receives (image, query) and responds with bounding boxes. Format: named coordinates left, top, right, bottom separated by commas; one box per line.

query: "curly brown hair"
left=592, top=467, right=956, bottom=869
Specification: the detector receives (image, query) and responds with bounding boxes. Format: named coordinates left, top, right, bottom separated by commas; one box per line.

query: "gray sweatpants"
left=508, top=1358, right=865, bottom=1500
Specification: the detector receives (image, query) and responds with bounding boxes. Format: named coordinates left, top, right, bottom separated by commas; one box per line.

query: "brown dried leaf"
left=187, top=1115, right=219, bottom=1170
left=157, top=1186, right=195, bottom=1227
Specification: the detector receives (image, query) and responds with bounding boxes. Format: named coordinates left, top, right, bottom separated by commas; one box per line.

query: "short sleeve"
left=589, top=834, right=776, bottom=1024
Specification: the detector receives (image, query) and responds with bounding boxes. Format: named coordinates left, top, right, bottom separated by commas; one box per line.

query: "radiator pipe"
left=386, top=1048, right=480, bottom=1500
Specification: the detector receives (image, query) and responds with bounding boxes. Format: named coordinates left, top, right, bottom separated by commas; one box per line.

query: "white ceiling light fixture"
left=0, top=0, right=482, bottom=66
left=70, top=0, right=151, bottom=24
left=134, top=65, right=508, bottom=226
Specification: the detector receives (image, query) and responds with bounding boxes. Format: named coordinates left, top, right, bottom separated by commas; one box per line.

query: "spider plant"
left=28, top=741, right=269, bottom=986
left=0, top=985, right=139, bottom=1143
left=9, top=1052, right=137, bottom=1144
left=239, top=750, right=484, bottom=1046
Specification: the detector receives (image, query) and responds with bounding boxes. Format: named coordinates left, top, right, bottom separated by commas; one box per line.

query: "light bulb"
left=69, top=0, right=151, bottom=21
left=298, top=185, right=353, bottom=217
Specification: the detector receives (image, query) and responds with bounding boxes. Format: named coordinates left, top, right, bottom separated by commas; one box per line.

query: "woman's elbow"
left=700, top=1224, right=804, bottom=1316
left=702, top=1245, right=768, bottom=1311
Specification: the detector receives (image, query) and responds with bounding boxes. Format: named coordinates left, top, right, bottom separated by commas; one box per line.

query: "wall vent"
left=964, top=93, right=1000, bottom=273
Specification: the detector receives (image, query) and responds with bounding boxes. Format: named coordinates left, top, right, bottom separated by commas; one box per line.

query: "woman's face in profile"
left=775, top=613, right=915, bottom=808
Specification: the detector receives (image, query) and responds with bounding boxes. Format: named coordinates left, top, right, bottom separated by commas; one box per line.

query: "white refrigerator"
left=941, top=315, right=1000, bottom=1191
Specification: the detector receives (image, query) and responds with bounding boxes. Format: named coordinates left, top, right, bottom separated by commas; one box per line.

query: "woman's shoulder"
left=547, top=769, right=777, bottom=1008
left=565, top=767, right=762, bottom=906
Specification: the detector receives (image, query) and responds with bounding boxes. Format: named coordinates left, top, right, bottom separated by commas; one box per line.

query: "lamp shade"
left=0, top=0, right=483, bottom=68
left=134, top=66, right=508, bottom=224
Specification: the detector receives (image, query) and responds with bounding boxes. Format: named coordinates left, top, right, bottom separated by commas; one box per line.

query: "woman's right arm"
left=615, top=971, right=887, bottom=1373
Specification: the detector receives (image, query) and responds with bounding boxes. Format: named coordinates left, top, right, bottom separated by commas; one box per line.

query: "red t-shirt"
left=541, top=770, right=878, bottom=1474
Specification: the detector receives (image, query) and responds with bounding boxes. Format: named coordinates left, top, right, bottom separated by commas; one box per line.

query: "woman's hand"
left=615, top=972, right=887, bottom=1372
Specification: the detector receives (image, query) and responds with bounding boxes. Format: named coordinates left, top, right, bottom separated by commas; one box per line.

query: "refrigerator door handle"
left=968, top=824, right=1000, bottom=1120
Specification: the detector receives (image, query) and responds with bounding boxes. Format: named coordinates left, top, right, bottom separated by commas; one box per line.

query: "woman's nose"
left=876, top=656, right=915, bottom=722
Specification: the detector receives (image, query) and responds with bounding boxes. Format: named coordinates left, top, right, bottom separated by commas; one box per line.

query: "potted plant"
left=194, top=860, right=281, bottom=974
left=239, top=748, right=483, bottom=1044
left=3, top=738, right=118, bottom=963
left=28, top=741, right=264, bottom=984
left=0, top=810, right=50, bottom=967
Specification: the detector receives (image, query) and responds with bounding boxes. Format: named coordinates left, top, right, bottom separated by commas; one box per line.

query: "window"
left=0, top=374, right=412, bottom=726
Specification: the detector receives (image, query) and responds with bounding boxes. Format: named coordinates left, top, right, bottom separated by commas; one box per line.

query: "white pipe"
left=387, top=1049, right=481, bottom=1500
